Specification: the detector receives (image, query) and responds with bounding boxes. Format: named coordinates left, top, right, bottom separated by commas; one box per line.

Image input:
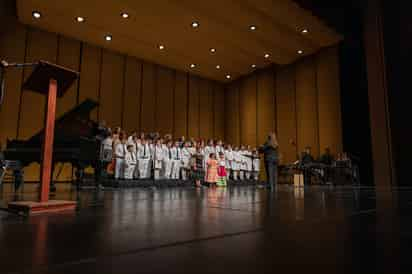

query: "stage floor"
left=0, top=184, right=410, bottom=274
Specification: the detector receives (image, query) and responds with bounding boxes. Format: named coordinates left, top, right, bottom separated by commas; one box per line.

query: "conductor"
left=258, top=133, right=279, bottom=190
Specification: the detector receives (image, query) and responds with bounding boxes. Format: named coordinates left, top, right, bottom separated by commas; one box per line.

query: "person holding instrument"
left=258, top=133, right=279, bottom=190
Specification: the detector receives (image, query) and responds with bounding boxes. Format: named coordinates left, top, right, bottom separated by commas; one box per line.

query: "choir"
left=98, top=126, right=260, bottom=185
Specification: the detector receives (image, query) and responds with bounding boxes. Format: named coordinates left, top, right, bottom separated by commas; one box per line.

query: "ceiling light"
left=121, top=12, right=129, bottom=19
left=298, top=50, right=304, bottom=55
left=32, top=11, right=41, bottom=19
left=301, top=29, right=309, bottom=34
left=264, top=53, right=270, bottom=59
left=105, top=35, right=112, bottom=41
left=249, top=25, right=257, bottom=31
left=251, top=64, right=256, bottom=68
left=210, top=48, right=216, bottom=53
left=191, top=21, right=199, bottom=28
left=216, top=65, right=221, bottom=69
left=226, top=74, right=231, bottom=79
left=158, top=45, right=165, bottom=50
left=76, top=16, right=85, bottom=23
left=190, top=63, right=196, bottom=68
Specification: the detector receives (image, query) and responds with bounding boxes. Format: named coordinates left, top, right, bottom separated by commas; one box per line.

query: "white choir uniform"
left=215, top=145, right=224, bottom=155
left=224, top=149, right=234, bottom=180
left=239, top=150, right=247, bottom=180
left=170, top=146, right=182, bottom=179
left=132, top=140, right=141, bottom=178
left=138, top=143, right=151, bottom=179
left=231, top=151, right=239, bottom=180
left=126, top=137, right=136, bottom=152
left=100, top=136, right=113, bottom=163
left=162, top=146, right=173, bottom=179
left=245, top=151, right=253, bottom=179
left=153, top=145, right=164, bottom=180
left=181, top=147, right=191, bottom=180
left=124, top=149, right=137, bottom=179
left=252, top=156, right=260, bottom=181
left=114, top=142, right=127, bottom=179
left=147, top=143, right=154, bottom=178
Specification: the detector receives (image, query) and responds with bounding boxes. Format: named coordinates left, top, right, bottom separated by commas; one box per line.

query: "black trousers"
left=264, top=161, right=278, bottom=189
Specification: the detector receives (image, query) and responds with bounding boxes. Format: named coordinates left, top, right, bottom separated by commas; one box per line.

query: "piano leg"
left=50, top=162, right=56, bottom=193
left=75, top=168, right=84, bottom=191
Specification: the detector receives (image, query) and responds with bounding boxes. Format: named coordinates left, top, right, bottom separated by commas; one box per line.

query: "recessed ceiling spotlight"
left=32, top=11, right=41, bottom=19
left=264, top=53, right=270, bottom=59
left=251, top=64, right=257, bottom=68
left=210, top=48, right=216, bottom=53
left=190, top=63, right=196, bottom=68
left=191, top=21, right=200, bottom=28
left=249, top=25, right=257, bottom=31
left=121, top=12, right=129, bottom=19
left=297, top=50, right=304, bottom=55
left=76, top=16, right=85, bottom=23
left=216, top=65, right=221, bottom=69
left=158, top=45, right=165, bottom=50
left=301, top=29, right=309, bottom=34
left=105, top=35, right=112, bottom=41
left=226, top=74, right=231, bottom=79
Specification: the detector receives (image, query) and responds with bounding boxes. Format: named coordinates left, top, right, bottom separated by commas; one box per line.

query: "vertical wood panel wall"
left=276, top=66, right=298, bottom=163
left=224, top=47, right=342, bottom=164
left=295, top=56, right=320, bottom=157
left=225, top=83, right=240, bottom=147
left=0, top=22, right=225, bottom=181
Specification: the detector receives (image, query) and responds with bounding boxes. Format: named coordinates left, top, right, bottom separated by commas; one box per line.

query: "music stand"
left=8, top=61, right=79, bottom=215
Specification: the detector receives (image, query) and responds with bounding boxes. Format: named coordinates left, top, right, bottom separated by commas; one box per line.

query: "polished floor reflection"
left=0, top=184, right=410, bottom=274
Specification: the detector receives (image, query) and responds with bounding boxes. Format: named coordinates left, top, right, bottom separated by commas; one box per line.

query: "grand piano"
left=3, top=98, right=102, bottom=188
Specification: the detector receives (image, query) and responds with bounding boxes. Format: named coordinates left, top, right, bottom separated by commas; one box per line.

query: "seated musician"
left=0, top=141, right=24, bottom=190
left=96, top=120, right=110, bottom=141
left=300, top=146, right=314, bottom=185
left=319, top=147, right=334, bottom=183
left=319, top=147, right=334, bottom=165
left=301, top=146, right=314, bottom=165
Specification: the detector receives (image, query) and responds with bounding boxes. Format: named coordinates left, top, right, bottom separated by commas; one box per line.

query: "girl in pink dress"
left=205, top=153, right=218, bottom=186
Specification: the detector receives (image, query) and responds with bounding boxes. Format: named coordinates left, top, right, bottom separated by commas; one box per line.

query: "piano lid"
left=27, top=98, right=99, bottom=144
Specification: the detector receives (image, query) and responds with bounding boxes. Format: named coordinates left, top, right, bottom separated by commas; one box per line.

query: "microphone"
left=0, top=60, right=9, bottom=67
left=0, top=60, right=37, bottom=68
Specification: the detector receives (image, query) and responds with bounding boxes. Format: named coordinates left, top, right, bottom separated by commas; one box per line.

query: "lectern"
left=8, top=61, right=79, bottom=215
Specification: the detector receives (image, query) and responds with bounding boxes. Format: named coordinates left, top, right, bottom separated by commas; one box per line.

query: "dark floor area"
left=0, top=183, right=410, bottom=274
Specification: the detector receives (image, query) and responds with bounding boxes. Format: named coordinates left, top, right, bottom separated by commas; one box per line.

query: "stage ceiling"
left=17, top=0, right=342, bottom=82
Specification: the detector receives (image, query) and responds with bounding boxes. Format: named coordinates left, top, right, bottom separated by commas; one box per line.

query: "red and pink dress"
left=217, top=160, right=227, bottom=186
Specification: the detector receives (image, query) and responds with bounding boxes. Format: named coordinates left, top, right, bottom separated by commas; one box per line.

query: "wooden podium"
left=8, top=61, right=79, bottom=215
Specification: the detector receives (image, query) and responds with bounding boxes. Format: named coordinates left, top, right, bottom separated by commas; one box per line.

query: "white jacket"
left=153, top=145, right=164, bottom=161
left=181, top=147, right=191, bottom=162
left=125, top=151, right=137, bottom=166
left=138, top=144, right=151, bottom=159
left=170, top=147, right=182, bottom=160
left=163, top=146, right=172, bottom=161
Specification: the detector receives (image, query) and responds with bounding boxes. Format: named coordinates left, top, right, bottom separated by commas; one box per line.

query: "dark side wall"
left=382, top=0, right=411, bottom=186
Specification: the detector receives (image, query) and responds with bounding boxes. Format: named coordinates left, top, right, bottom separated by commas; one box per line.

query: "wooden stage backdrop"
left=225, top=47, right=343, bottom=164
left=0, top=15, right=342, bottom=181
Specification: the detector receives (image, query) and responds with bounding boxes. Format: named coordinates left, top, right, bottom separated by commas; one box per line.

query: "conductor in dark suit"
left=258, top=133, right=279, bottom=190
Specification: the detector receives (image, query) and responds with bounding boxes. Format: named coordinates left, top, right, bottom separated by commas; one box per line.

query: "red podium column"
left=39, top=79, right=57, bottom=203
